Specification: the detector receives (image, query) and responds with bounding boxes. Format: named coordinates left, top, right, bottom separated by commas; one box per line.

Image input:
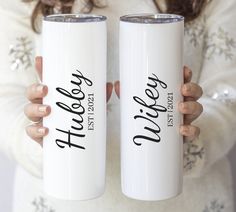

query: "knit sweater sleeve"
left=184, top=0, right=236, bottom=177
left=0, top=1, right=43, bottom=178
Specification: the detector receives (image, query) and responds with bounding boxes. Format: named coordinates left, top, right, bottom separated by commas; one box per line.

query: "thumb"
left=106, top=82, right=113, bottom=102
left=35, top=56, right=43, bottom=81
left=114, top=80, right=120, bottom=99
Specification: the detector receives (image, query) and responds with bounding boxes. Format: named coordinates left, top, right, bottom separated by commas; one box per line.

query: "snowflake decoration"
left=32, top=196, right=56, bottom=212
left=204, top=27, right=236, bottom=60
left=185, top=10, right=236, bottom=61
left=9, top=36, right=33, bottom=71
left=203, top=200, right=224, bottom=212
left=185, top=15, right=206, bottom=47
left=183, top=140, right=205, bottom=171
left=208, top=89, right=236, bottom=106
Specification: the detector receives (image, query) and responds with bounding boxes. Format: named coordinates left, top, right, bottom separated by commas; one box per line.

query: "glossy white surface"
left=0, top=153, right=15, bottom=212
left=120, top=15, right=184, bottom=201
left=42, top=16, right=107, bottom=200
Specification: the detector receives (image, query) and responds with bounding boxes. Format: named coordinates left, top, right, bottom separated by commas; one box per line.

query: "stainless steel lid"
left=120, top=14, right=184, bottom=24
left=44, top=14, right=107, bottom=23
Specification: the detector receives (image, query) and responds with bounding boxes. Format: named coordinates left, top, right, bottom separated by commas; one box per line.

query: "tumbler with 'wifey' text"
left=42, top=14, right=107, bottom=200
left=120, top=14, right=184, bottom=201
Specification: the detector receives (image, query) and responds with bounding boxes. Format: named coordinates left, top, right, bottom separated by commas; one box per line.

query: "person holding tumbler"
left=0, top=0, right=235, bottom=211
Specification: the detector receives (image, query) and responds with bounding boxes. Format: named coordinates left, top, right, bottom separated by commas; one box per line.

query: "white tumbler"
left=42, top=14, right=107, bottom=200
left=120, top=14, right=184, bottom=201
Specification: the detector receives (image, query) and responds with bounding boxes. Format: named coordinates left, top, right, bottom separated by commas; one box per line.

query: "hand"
left=24, top=56, right=114, bottom=146
left=24, top=56, right=49, bottom=146
left=114, top=66, right=203, bottom=142
left=178, top=66, right=203, bottom=142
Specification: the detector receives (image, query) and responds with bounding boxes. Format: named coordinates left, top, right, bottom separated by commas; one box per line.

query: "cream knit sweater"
left=0, top=0, right=236, bottom=211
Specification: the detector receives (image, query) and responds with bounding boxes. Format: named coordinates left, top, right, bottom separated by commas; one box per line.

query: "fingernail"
left=181, top=126, right=189, bottom=134
left=36, top=84, right=44, bottom=92
left=184, top=84, right=191, bottom=92
left=38, top=105, right=48, bottom=113
left=180, top=102, right=187, bottom=109
left=38, top=127, right=46, bottom=134
left=184, top=66, right=191, bottom=73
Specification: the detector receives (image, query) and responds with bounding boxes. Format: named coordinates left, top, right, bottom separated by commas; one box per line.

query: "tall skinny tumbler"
left=42, top=14, right=107, bottom=200
left=120, top=14, right=184, bottom=201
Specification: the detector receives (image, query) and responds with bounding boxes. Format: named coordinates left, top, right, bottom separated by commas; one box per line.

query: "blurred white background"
left=0, top=146, right=236, bottom=212
left=0, top=153, right=15, bottom=212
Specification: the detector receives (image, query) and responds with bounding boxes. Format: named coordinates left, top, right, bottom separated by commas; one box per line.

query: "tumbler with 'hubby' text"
left=42, top=14, right=107, bottom=200
left=120, top=14, right=184, bottom=201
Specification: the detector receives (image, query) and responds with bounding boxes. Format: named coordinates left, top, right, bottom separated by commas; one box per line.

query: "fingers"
left=24, top=103, right=51, bottom=122
left=107, top=82, right=113, bottom=102
left=183, top=66, right=192, bottom=83
left=180, top=125, right=200, bottom=142
left=35, top=56, right=43, bottom=81
left=179, top=101, right=203, bottom=125
left=182, top=82, right=203, bottom=101
left=114, top=80, right=120, bottom=98
left=26, top=122, right=48, bottom=146
left=179, top=101, right=203, bottom=116
left=25, top=83, right=48, bottom=103
left=181, top=66, right=203, bottom=142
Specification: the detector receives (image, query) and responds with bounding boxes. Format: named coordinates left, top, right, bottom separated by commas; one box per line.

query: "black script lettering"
left=72, top=70, right=93, bottom=86
left=133, top=115, right=161, bottom=145
left=55, top=128, right=85, bottom=149
left=147, top=73, right=167, bottom=89
left=56, top=102, right=85, bottom=116
left=132, top=73, right=167, bottom=146
left=55, top=69, right=93, bottom=149
left=56, top=87, right=84, bottom=102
